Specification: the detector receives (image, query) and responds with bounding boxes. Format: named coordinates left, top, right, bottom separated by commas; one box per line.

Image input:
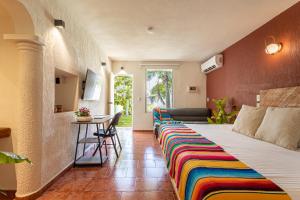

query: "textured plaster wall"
left=2, top=0, right=112, bottom=195
left=112, top=61, right=206, bottom=130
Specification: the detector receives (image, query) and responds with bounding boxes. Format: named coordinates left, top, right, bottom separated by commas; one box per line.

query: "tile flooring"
left=38, top=128, right=177, bottom=200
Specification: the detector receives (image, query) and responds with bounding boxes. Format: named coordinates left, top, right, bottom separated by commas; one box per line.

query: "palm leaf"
left=0, top=151, right=31, bottom=164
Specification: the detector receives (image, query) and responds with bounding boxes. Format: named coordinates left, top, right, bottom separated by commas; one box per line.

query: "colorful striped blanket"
left=158, top=124, right=291, bottom=200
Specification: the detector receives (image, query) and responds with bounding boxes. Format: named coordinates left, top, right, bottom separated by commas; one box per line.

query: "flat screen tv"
left=82, top=69, right=101, bottom=100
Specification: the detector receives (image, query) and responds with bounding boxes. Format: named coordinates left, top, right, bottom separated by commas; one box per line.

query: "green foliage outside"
left=0, top=151, right=31, bottom=164
left=207, top=98, right=238, bottom=124
left=146, top=70, right=173, bottom=112
left=114, top=76, right=133, bottom=126
left=117, top=115, right=132, bottom=127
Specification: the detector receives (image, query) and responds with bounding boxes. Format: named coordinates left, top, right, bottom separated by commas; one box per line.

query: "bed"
left=186, top=124, right=300, bottom=200
left=158, top=86, right=300, bottom=200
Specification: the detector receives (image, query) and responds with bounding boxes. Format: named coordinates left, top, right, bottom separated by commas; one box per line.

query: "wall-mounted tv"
left=82, top=69, right=101, bottom=100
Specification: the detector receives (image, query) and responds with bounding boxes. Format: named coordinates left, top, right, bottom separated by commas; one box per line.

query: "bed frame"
left=170, top=177, right=180, bottom=200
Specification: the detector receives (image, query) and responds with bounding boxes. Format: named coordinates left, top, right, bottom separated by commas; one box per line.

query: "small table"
left=72, top=116, right=112, bottom=167
left=0, top=128, right=11, bottom=138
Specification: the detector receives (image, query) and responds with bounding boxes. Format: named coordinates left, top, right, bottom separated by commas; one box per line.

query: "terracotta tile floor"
left=38, top=128, right=177, bottom=200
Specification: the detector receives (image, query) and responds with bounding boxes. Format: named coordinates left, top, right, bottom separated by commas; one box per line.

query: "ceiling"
left=57, top=0, right=298, bottom=61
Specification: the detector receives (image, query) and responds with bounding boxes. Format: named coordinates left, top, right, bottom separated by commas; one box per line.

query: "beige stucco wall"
left=0, top=0, right=111, bottom=196
left=19, top=0, right=111, bottom=193
left=112, top=61, right=206, bottom=130
left=0, top=2, right=18, bottom=191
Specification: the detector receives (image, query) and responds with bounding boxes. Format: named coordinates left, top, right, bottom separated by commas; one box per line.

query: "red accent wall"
left=207, top=2, right=300, bottom=109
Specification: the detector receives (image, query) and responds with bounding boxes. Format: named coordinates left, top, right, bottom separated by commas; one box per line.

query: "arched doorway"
left=0, top=3, right=19, bottom=197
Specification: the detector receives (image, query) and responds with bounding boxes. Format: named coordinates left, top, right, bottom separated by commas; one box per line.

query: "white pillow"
left=232, top=105, right=267, bottom=137
left=255, top=107, right=300, bottom=150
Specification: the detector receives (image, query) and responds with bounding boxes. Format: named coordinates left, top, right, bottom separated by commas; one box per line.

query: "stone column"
left=4, top=34, right=44, bottom=197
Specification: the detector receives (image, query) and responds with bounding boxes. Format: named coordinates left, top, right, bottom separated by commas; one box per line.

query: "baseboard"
left=14, top=162, right=73, bottom=200
left=133, top=130, right=153, bottom=133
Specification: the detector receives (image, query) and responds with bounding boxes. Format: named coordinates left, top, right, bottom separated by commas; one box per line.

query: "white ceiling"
left=58, top=0, right=298, bottom=61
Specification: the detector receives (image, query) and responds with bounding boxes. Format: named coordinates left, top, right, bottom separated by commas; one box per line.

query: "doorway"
left=114, top=75, right=133, bottom=127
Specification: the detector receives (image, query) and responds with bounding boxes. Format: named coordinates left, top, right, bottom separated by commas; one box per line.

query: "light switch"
left=256, top=94, right=260, bottom=102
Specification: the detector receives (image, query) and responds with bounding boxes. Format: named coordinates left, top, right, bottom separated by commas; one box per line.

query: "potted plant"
left=75, top=107, right=93, bottom=122
left=207, top=98, right=238, bottom=124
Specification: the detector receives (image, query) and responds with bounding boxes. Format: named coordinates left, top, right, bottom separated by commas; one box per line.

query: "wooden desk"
left=0, top=128, right=11, bottom=138
left=72, top=116, right=112, bottom=167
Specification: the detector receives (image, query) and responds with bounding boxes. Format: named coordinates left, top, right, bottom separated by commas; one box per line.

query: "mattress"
left=186, top=124, right=300, bottom=200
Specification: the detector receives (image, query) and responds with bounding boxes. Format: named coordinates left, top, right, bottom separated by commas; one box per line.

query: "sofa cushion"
left=168, top=108, right=210, bottom=117
left=172, top=116, right=208, bottom=122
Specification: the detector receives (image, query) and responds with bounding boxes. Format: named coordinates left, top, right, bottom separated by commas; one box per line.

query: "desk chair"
left=93, top=112, right=122, bottom=158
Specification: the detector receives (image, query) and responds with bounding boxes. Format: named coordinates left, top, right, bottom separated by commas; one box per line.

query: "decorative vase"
left=76, top=116, right=93, bottom=122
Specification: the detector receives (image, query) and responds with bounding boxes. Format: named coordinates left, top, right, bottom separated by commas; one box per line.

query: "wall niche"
left=54, top=68, right=79, bottom=113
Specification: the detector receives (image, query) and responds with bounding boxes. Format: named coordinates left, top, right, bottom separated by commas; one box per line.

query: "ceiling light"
left=147, top=26, right=154, bottom=34
left=54, top=19, right=65, bottom=29
left=265, top=36, right=282, bottom=55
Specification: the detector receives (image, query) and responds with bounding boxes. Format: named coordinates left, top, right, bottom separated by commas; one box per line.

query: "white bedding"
left=186, top=124, right=300, bottom=200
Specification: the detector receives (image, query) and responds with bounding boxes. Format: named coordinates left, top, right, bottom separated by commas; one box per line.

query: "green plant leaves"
left=146, top=70, right=173, bottom=111
left=0, top=151, right=31, bottom=164
left=208, top=98, right=238, bottom=124
left=114, top=76, right=133, bottom=115
left=207, top=117, right=214, bottom=124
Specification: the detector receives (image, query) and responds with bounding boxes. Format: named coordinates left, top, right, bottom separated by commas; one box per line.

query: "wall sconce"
left=118, top=66, right=127, bottom=75
left=265, top=36, right=282, bottom=55
left=54, top=19, right=65, bottom=29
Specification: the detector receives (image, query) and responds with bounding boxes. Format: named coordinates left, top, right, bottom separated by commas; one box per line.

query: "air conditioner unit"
left=200, top=54, right=223, bottom=74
